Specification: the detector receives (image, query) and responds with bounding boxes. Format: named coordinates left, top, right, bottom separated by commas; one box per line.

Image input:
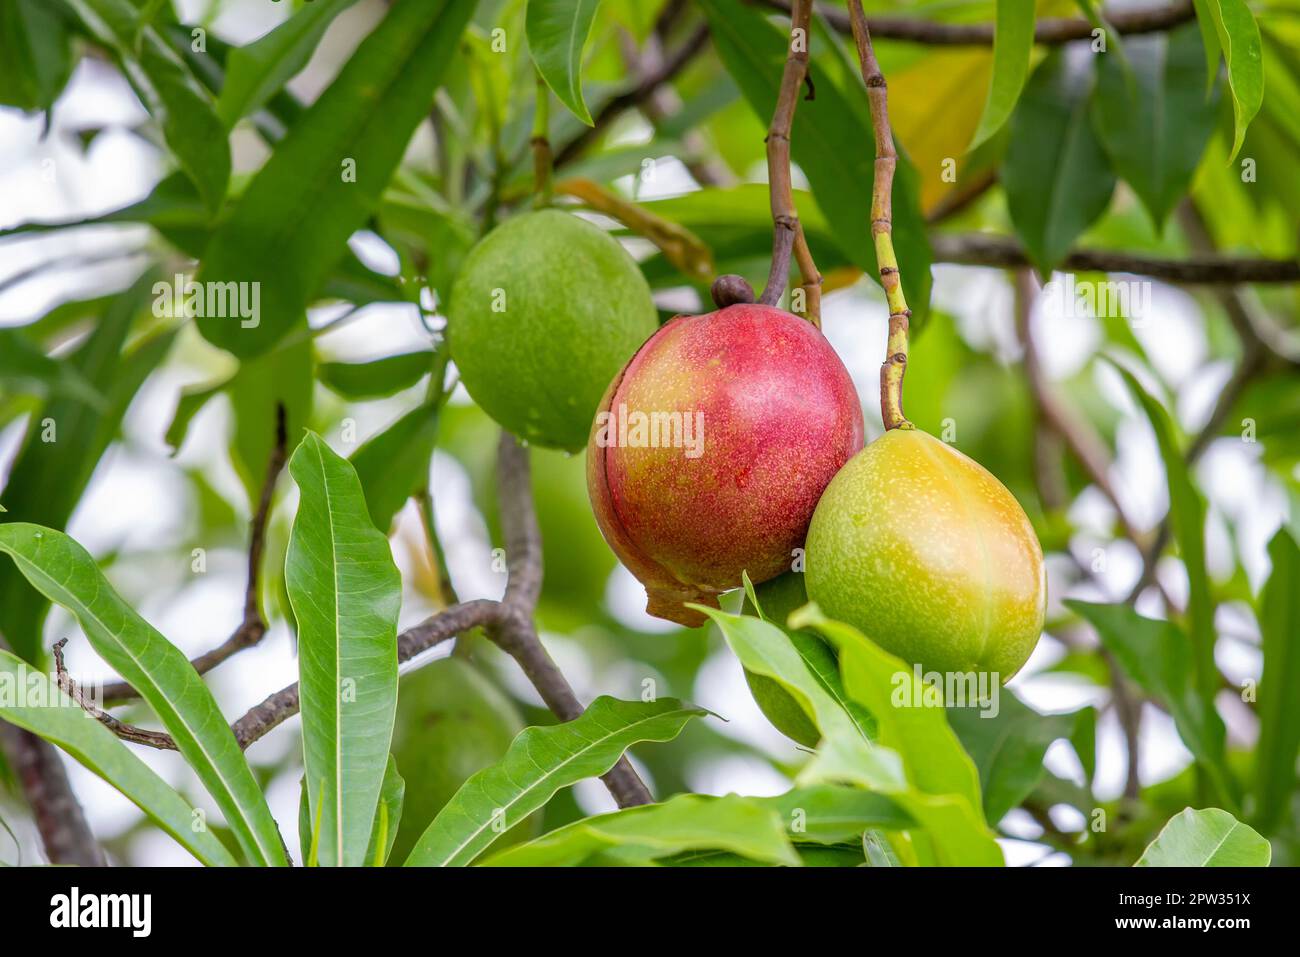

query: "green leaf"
left=1136, top=807, right=1271, bottom=866
left=287, top=432, right=402, bottom=868
left=1253, top=529, right=1300, bottom=835
left=403, top=696, right=706, bottom=867
left=1004, top=48, right=1116, bottom=273
left=64, top=0, right=230, bottom=214
left=318, top=351, right=434, bottom=400
left=1093, top=25, right=1220, bottom=229
left=194, top=0, right=475, bottom=357
left=366, top=755, right=405, bottom=866
left=790, top=605, right=1003, bottom=867
left=1106, top=360, right=1216, bottom=702
left=700, top=0, right=932, bottom=323
left=0, top=330, right=101, bottom=407
left=350, top=400, right=444, bottom=533
left=1199, top=0, right=1263, bottom=159
left=228, top=334, right=314, bottom=507
left=0, top=0, right=75, bottom=112
left=0, top=649, right=237, bottom=867
left=0, top=277, right=174, bottom=663
left=1068, top=601, right=1236, bottom=808
left=947, top=692, right=1079, bottom=824
left=756, top=785, right=911, bottom=844
left=481, top=793, right=800, bottom=867
left=969, top=0, right=1035, bottom=150
left=696, top=607, right=904, bottom=791
left=526, top=0, right=601, bottom=125
left=216, top=0, right=359, bottom=128
left=0, top=524, right=286, bottom=865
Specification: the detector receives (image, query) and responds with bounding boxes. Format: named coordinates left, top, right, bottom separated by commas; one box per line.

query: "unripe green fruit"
left=741, top=572, right=831, bottom=748
left=448, top=209, right=659, bottom=450
left=805, top=428, right=1046, bottom=680
left=389, top=658, right=537, bottom=865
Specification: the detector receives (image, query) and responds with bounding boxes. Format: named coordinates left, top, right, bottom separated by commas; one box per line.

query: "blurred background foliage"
left=0, top=0, right=1297, bottom=866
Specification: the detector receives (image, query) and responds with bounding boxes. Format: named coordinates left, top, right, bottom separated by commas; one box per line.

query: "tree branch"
left=554, top=23, right=710, bottom=167
left=759, top=0, right=822, bottom=324
left=932, top=233, right=1300, bottom=285
left=848, top=0, right=912, bottom=431
left=761, top=0, right=1196, bottom=46
left=102, top=404, right=288, bottom=703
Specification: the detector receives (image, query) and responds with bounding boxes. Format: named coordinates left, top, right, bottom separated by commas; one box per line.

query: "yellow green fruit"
left=805, top=428, right=1045, bottom=680
left=447, top=209, right=659, bottom=450
left=388, top=657, right=537, bottom=864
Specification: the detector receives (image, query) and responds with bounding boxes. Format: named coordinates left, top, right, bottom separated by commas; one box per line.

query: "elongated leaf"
left=319, top=351, right=434, bottom=400
left=287, top=432, right=401, bottom=868
left=1093, top=25, right=1220, bottom=228
left=696, top=607, right=904, bottom=791
left=1254, top=529, right=1300, bottom=834
left=216, top=0, right=358, bottom=127
left=350, top=400, right=443, bottom=532
left=195, top=0, right=475, bottom=357
left=0, top=0, right=75, bottom=112
left=526, top=0, right=600, bottom=125
left=0, top=524, right=286, bottom=865
left=700, top=0, right=932, bottom=323
left=0, top=649, right=237, bottom=867
left=756, top=785, right=911, bottom=845
left=1199, top=0, right=1263, bottom=159
left=404, top=697, right=706, bottom=866
left=482, top=793, right=800, bottom=867
left=1068, top=601, right=1236, bottom=808
left=366, top=756, right=405, bottom=866
left=0, top=277, right=173, bottom=663
left=707, top=607, right=1000, bottom=866
left=790, top=605, right=1003, bottom=867
left=969, top=0, right=1035, bottom=150
left=1004, top=47, right=1116, bottom=273
left=1107, top=361, right=1216, bottom=701
left=228, top=334, right=314, bottom=507
left=948, top=693, right=1079, bottom=824
left=1136, top=807, right=1271, bottom=866
left=0, top=330, right=101, bottom=406
left=64, top=0, right=230, bottom=213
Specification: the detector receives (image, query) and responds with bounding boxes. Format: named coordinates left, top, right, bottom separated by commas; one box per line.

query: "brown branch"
left=554, top=24, right=710, bottom=167
left=102, top=404, right=288, bottom=703
left=0, top=723, right=106, bottom=866
left=64, top=437, right=654, bottom=810
left=760, top=0, right=1196, bottom=46
left=494, top=433, right=652, bottom=808
left=848, top=0, right=912, bottom=431
left=759, top=0, right=822, bottom=324
left=932, top=233, right=1300, bottom=285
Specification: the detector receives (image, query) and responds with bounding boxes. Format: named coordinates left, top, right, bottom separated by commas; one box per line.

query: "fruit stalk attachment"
left=847, top=0, right=913, bottom=431
left=760, top=0, right=822, bottom=326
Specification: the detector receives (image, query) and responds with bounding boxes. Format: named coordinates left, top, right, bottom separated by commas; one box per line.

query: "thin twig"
left=932, top=233, right=1300, bottom=285
left=554, top=24, right=710, bottom=167
left=101, top=405, right=289, bottom=703
left=760, top=0, right=1196, bottom=46
left=759, top=0, right=822, bottom=324
left=847, top=0, right=912, bottom=431
left=531, top=75, right=553, bottom=207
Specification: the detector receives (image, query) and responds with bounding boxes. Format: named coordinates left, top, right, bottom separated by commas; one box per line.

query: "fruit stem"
left=759, top=0, right=823, bottom=327
left=847, top=0, right=913, bottom=431
left=531, top=74, right=553, bottom=208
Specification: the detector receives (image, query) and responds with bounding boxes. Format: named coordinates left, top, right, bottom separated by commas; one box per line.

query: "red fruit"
left=588, top=303, right=863, bottom=626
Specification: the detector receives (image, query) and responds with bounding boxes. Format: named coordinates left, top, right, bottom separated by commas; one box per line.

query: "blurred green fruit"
left=805, top=428, right=1046, bottom=680
left=740, top=572, right=834, bottom=748
left=389, top=657, right=537, bottom=864
left=447, top=209, right=658, bottom=450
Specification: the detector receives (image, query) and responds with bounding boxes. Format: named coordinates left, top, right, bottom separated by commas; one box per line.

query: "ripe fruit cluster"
left=448, top=210, right=1046, bottom=709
